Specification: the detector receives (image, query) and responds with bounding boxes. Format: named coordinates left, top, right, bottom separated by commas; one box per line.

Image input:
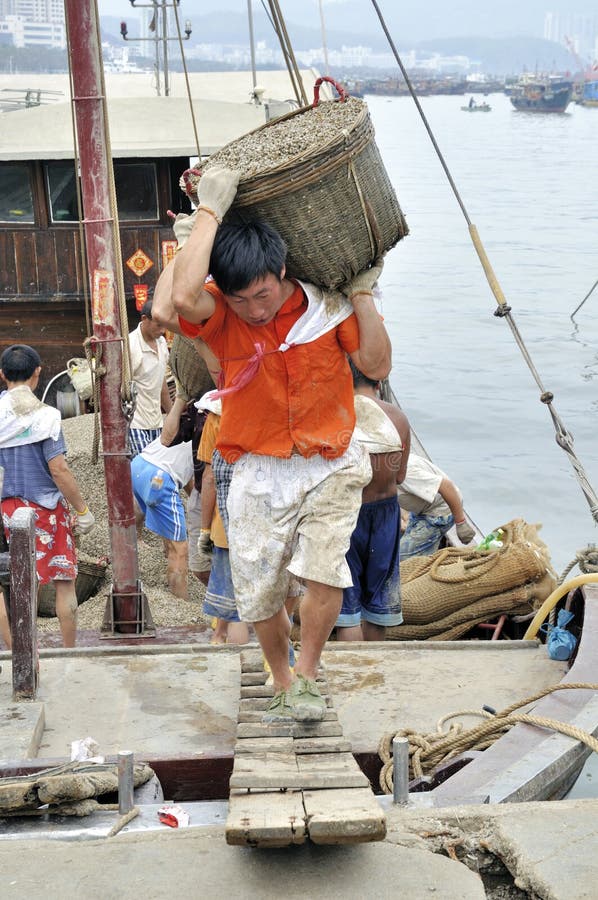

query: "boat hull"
left=510, top=80, right=573, bottom=113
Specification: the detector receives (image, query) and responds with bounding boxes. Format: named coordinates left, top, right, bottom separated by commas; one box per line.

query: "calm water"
left=368, top=91, right=598, bottom=575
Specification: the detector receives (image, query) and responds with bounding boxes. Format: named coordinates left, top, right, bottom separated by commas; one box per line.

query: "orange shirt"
left=197, top=412, right=227, bottom=548
left=179, top=281, right=360, bottom=462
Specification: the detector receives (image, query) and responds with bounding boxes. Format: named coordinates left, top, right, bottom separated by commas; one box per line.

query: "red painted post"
left=8, top=507, right=37, bottom=700
left=63, top=1, right=147, bottom=633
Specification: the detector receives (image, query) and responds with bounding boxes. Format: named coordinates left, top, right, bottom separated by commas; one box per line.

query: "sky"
left=97, top=0, right=598, bottom=42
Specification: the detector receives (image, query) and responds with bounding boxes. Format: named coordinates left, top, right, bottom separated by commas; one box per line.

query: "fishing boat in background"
left=509, top=74, right=573, bottom=113
left=580, top=73, right=598, bottom=106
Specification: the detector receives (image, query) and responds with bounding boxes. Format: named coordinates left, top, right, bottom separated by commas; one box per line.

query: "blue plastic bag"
left=541, top=609, right=577, bottom=661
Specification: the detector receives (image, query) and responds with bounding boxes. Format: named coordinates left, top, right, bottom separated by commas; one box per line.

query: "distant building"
left=0, top=0, right=65, bottom=48
left=544, top=11, right=598, bottom=61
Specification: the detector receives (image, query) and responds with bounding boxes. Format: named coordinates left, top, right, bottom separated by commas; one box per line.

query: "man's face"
left=224, top=271, right=286, bottom=326
left=142, top=316, right=166, bottom=340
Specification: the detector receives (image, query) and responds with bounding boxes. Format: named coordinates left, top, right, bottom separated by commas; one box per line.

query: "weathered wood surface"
left=226, top=652, right=386, bottom=846
left=8, top=507, right=38, bottom=701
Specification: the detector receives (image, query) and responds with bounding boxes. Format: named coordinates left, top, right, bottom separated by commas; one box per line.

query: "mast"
left=64, top=0, right=146, bottom=634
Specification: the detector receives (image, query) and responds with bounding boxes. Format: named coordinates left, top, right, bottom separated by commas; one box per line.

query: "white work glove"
left=342, top=256, right=385, bottom=300
left=75, top=506, right=96, bottom=535
left=197, top=167, right=241, bottom=223
left=455, top=520, right=476, bottom=545
left=173, top=211, right=196, bottom=249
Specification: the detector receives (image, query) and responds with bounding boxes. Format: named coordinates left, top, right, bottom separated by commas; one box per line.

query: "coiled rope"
left=378, top=681, right=598, bottom=794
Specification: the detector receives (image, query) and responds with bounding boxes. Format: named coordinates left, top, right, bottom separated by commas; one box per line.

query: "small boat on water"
left=461, top=101, right=491, bottom=112
left=509, top=74, right=573, bottom=113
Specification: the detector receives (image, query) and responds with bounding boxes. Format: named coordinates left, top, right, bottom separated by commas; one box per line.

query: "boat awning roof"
left=0, top=95, right=282, bottom=161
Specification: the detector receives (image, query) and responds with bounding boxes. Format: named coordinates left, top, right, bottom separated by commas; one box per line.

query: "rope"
left=558, top=545, right=598, bottom=584
left=264, top=0, right=308, bottom=106
left=378, top=682, right=598, bottom=794
left=367, top=0, right=598, bottom=527
left=171, top=1, right=202, bottom=160
left=571, top=277, right=598, bottom=321
left=83, top=337, right=106, bottom=466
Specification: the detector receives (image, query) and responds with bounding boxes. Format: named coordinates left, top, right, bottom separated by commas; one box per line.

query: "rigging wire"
left=171, top=0, right=202, bottom=161
left=368, top=0, right=598, bottom=525
left=264, top=0, right=308, bottom=106
left=570, top=277, right=598, bottom=321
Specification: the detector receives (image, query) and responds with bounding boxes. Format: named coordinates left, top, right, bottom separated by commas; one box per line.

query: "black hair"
left=0, top=344, right=42, bottom=382
left=348, top=357, right=379, bottom=390
left=140, top=300, right=153, bottom=319
left=210, top=220, right=287, bottom=295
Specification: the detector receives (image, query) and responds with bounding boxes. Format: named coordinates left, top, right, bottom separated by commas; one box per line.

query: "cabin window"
left=44, top=160, right=159, bottom=224
left=114, top=162, right=159, bottom=221
left=46, top=161, right=78, bottom=223
left=0, top=163, right=35, bottom=223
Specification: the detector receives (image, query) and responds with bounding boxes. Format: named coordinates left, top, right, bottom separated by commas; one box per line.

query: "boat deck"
left=0, top=640, right=565, bottom=767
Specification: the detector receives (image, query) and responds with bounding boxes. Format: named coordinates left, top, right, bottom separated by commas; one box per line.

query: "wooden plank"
left=293, top=736, right=353, bottom=754
left=296, top=752, right=369, bottom=788
left=230, top=751, right=367, bottom=790
left=241, top=671, right=268, bottom=686
left=240, top=685, right=275, bottom=699
left=238, top=708, right=338, bottom=724
left=237, top=721, right=343, bottom=739
left=240, top=677, right=328, bottom=699
left=226, top=790, right=306, bottom=847
left=239, top=650, right=265, bottom=672
left=230, top=751, right=299, bottom=790
left=303, top=788, right=387, bottom=845
left=239, top=696, right=333, bottom=712
left=234, top=737, right=294, bottom=755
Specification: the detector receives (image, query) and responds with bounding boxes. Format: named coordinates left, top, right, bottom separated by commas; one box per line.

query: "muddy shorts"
left=227, top=439, right=371, bottom=623
left=2, top=497, right=77, bottom=584
left=338, top=495, right=403, bottom=627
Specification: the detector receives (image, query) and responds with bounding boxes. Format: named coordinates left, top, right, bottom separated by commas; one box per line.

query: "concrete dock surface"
left=1, top=799, right=598, bottom=898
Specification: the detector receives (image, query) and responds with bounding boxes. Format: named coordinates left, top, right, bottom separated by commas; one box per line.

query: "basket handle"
left=313, top=76, right=349, bottom=107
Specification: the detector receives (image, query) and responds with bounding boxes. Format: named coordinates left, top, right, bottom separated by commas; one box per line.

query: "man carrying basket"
left=153, top=167, right=391, bottom=723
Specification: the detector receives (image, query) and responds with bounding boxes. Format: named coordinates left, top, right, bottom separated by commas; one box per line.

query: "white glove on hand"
left=342, top=256, right=385, bottom=300
left=75, top=507, right=96, bottom=535
left=197, top=167, right=241, bottom=223
left=173, top=211, right=196, bottom=249
left=455, top=520, right=476, bottom=545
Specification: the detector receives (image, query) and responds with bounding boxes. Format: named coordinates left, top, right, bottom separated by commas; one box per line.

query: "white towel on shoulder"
left=353, top=394, right=402, bottom=454
left=0, top=385, right=61, bottom=448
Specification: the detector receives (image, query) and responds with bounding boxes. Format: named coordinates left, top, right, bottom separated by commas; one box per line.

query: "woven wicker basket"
left=37, top=559, right=108, bottom=618
left=220, top=78, right=408, bottom=289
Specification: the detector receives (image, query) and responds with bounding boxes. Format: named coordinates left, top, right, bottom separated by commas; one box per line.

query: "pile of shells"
left=36, top=414, right=209, bottom=636
left=203, top=96, right=365, bottom=178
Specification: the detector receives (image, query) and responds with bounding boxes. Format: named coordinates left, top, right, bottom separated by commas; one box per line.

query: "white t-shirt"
left=398, top=453, right=460, bottom=517
left=128, top=324, right=169, bottom=429
left=141, top=438, right=194, bottom=490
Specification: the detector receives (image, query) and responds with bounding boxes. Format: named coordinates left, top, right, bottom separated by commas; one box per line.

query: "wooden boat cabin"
left=0, top=95, right=284, bottom=395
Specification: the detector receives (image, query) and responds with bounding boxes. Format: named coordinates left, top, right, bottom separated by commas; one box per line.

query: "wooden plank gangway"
left=225, top=650, right=386, bottom=847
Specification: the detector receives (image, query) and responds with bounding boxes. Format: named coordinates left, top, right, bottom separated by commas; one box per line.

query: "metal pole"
left=154, top=1, right=161, bottom=96
left=247, top=0, right=257, bottom=92
left=118, top=750, right=135, bottom=814
left=392, top=736, right=410, bottom=805
left=161, top=0, right=170, bottom=97
left=64, top=0, right=141, bottom=631
left=162, top=0, right=170, bottom=97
